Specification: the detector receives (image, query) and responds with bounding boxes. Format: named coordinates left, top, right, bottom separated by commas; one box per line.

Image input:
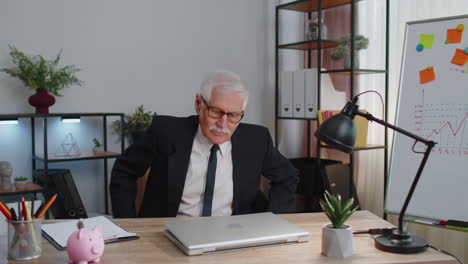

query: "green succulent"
left=112, top=105, right=153, bottom=141
left=93, top=138, right=102, bottom=148
left=14, top=176, right=28, bottom=182
left=319, top=190, right=359, bottom=228
left=0, top=45, right=82, bottom=96
left=331, top=34, right=369, bottom=61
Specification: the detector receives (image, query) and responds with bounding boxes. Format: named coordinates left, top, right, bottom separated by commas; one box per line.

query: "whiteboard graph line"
left=426, top=112, right=468, bottom=138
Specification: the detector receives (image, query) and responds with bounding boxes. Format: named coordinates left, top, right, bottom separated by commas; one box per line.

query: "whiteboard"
left=387, top=15, right=468, bottom=221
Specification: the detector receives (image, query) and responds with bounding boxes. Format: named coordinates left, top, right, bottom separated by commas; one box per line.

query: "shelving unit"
left=275, top=0, right=389, bottom=211
left=0, top=112, right=125, bottom=215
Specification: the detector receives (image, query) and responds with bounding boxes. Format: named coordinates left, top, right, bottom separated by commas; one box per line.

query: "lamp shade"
left=315, top=113, right=356, bottom=153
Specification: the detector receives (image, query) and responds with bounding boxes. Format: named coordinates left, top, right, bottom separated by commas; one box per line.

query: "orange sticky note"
left=446, top=29, right=462, bottom=43
left=419, top=67, right=435, bottom=84
left=450, top=48, right=468, bottom=66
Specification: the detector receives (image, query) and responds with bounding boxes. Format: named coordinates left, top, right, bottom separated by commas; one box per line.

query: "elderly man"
left=110, top=70, right=298, bottom=218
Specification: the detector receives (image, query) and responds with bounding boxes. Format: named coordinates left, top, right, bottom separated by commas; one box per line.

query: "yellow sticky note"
left=419, top=34, right=435, bottom=49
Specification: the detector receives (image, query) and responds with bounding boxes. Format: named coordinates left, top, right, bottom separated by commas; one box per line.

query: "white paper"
left=41, top=216, right=137, bottom=248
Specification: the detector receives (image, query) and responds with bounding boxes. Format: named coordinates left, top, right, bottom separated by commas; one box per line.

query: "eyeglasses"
left=201, top=96, right=244, bottom=123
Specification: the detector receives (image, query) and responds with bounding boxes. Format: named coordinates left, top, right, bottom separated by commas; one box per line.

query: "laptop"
left=164, top=212, right=310, bottom=255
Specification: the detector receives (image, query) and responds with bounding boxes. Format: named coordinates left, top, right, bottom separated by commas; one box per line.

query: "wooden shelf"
left=321, top=144, right=386, bottom=151
left=0, top=182, right=43, bottom=195
left=322, top=69, right=387, bottom=74
left=34, top=152, right=121, bottom=162
left=278, top=0, right=352, bottom=12
left=278, top=116, right=318, bottom=121
left=278, top=40, right=339, bottom=50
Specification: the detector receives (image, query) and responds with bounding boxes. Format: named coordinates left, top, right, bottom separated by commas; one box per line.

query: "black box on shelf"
left=35, top=169, right=88, bottom=219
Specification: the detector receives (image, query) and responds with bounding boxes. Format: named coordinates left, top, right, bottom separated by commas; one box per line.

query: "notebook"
left=164, top=212, right=310, bottom=255
left=41, top=216, right=139, bottom=250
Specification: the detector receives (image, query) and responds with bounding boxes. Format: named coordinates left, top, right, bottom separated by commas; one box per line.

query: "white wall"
left=0, top=0, right=274, bottom=214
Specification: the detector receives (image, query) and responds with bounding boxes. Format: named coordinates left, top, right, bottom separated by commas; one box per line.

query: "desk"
left=0, top=211, right=456, bottom=264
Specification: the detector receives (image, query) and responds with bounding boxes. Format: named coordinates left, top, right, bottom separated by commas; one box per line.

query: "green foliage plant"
left=93, top=138, right=102, bottom=148
left=112, top=105, right=153, bottom=140
left=14, top=176, right=28, bottom=182
left=0, top=45, right=82, bottom=96
left=319, top=190, right=359, bottom=228
left=331, top=34, right=369, bottom=61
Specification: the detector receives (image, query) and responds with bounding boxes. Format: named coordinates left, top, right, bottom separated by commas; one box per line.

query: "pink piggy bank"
left=66, top=225, right=105, bottom=264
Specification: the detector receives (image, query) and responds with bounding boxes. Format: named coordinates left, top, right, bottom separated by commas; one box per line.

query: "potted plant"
left=111, top=105, right=154, bottom=145
left=0, top=45, right=82, bottom=114
left=320, top=190, right=359, bottom=258
left=92, top=138, right=105, bottom=154
left=330, top=34, right=369, bottom=68
left=13, top=176, right=28, bottom=189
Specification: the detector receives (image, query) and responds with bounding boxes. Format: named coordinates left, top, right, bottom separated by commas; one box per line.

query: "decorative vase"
left=322, top=224, right=353, bottom=258
left=93, top=146, right=105, bottom=155
left=28, top=88, right=55, bottom=114
left=14, top=181, right=28, bottom=189
left=344, top=54, right=360, bottom=69
left=0, top=161, right=13, bottom=190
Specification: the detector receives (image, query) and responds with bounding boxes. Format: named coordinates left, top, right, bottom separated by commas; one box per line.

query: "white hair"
left=200, top=70, right=249, bottom=110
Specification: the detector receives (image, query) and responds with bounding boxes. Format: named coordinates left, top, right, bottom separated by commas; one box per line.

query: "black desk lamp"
left=315, top=95, right=436, bottom=254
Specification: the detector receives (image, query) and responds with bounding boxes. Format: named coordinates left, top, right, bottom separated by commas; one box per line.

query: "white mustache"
left=209, top=125, right=230, bottom=135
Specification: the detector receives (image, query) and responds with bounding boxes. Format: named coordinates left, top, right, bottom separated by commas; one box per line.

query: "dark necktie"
left=202, top=144, right=219, bottom=216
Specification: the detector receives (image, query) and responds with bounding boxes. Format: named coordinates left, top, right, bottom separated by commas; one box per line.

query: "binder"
left=35, top=169, right=88, bottom=219
left=279, top=71, right=293, bottom=117
left=293, top=70, right=305, bottom=118
left=304, top=68, right=318, bottom=118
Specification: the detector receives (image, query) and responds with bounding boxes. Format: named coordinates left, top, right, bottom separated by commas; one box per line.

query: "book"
left=41, top=216, right=138, bottom=250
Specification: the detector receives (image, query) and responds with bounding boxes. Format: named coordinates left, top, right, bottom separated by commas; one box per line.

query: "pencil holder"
left=6, top=218, right=42, bottom=260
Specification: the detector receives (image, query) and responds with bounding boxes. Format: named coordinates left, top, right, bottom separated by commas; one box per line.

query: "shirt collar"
left=196, top=126, right=230, bottom=157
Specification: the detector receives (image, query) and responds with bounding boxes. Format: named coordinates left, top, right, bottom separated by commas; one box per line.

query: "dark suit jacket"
left=110, top=115, right=298, bottom=218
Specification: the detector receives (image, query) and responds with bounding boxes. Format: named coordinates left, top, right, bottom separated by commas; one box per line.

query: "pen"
left=33, top=203, right=45, bottom=219
left=36, top=193, right=58, bottom=219
left=9, top=208, right=18, bottom=221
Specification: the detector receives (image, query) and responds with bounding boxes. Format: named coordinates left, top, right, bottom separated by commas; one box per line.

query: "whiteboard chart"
left=387, top=15, right=468, bottom=222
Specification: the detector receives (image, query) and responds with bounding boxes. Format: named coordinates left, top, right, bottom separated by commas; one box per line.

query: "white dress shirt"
left=177, top=126, right=233, bottom=217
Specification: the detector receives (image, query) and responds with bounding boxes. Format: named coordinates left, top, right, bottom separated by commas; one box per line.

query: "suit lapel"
left=231, top=125, right=242, bottom=214
left=167, top=116, right=199, bottom=216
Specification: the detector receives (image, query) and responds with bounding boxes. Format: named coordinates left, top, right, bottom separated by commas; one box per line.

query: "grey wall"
left=0, top=0, right=275, bottom=214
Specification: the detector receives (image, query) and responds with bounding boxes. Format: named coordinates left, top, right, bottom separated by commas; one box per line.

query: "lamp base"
left=375, top=229, right=427, bottom=254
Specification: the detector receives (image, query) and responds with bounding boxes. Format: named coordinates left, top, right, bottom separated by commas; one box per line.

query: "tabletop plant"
left=13, top=176, right=28, bottom=182
left=93, top=138, right=102, bottom=148
left=320, top=190, right=359, bottom=228
left=331, top=34, right=369, bottom=61
left=111, top=105, right=154, bottom=143
left=0, top=45, right=82, bottom=96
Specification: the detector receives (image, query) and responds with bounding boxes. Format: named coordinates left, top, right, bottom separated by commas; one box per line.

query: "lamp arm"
left=355, top=111, right=433, bottom=146
left=354, top=110, right=436, bottom=232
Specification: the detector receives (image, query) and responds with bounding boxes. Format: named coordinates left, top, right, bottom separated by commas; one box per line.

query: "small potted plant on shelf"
left=0, top=45, right=82, bottom=114
left=111, top=105, right=154, bottom=145
left=320, top=190, right=359, bottom=258
left=13, top=176, right=28, bottom=189
left=330, top=34, right=369, bottom=69
left=92, top=138, right=105, bottom=154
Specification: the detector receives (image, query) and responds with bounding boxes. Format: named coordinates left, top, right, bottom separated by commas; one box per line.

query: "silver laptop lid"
left=164, top=212, right=309, bottom=255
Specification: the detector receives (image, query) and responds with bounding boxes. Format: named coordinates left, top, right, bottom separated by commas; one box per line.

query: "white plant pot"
left=93, top=146, right=105, bottom=154
left=14, top=181, right=28, bottom=189
left=322, top=224, right=353, bottom=258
